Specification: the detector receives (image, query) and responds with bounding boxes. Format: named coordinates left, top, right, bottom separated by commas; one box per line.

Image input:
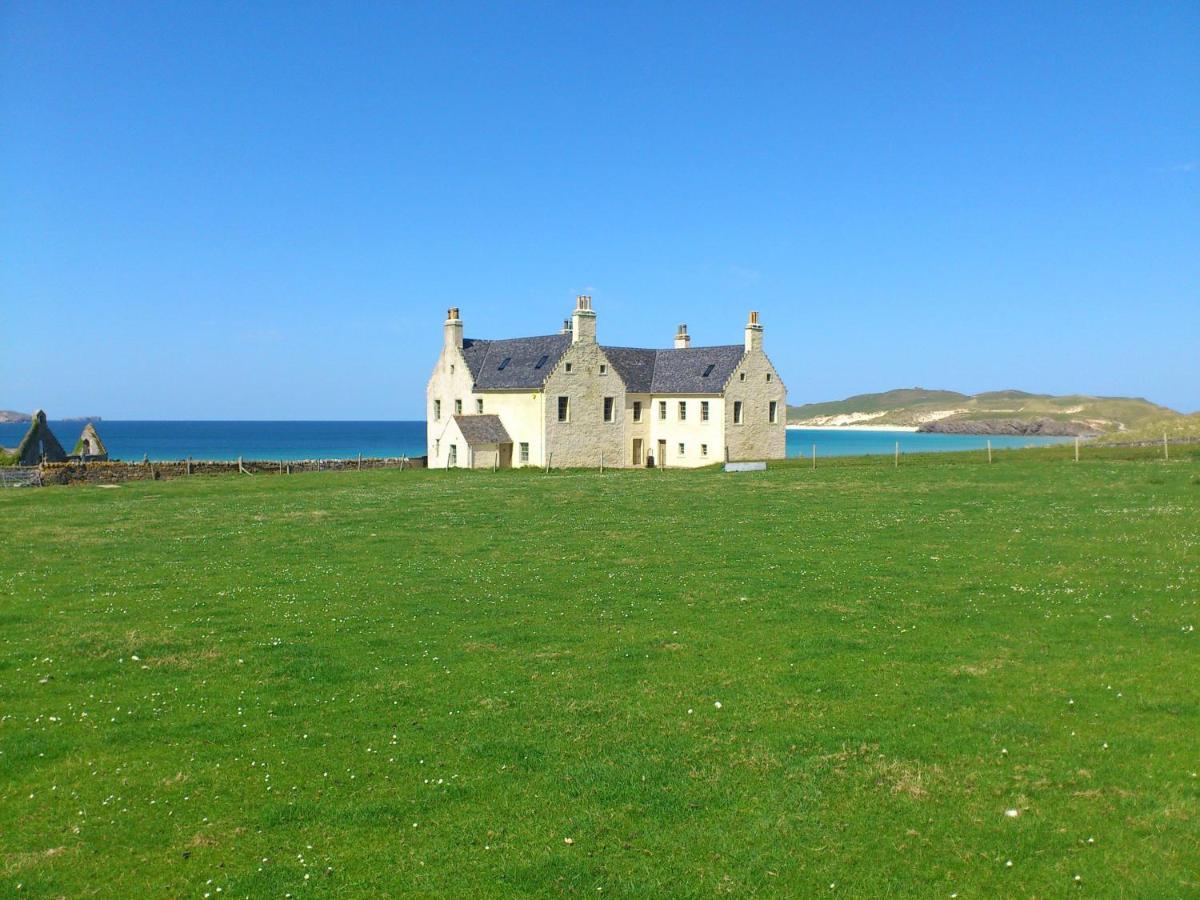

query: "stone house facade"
left=426, top=297, right=787, bottom=469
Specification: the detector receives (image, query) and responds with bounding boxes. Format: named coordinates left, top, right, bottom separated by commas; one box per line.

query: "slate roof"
left=462, top=334, right=571, bottom=389
left=603, top=345, right=746, bottom=394
left=452, top=414, right=512, bottom=445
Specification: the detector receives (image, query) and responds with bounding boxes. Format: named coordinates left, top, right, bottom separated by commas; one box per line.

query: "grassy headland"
left=1, top=448, right=1198, bottom=895
left=788, top=388, right=1179, bottom=434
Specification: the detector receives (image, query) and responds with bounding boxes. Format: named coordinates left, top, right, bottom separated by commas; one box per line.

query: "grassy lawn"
left=2, top=448, right=1198, bottom=896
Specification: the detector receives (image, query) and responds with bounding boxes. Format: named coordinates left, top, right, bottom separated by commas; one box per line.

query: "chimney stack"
left=560, top=318, right=572, bottom=335
left=571, top=295, right=596, bottom=344
left=744, top=310, right=763, bottom=353
left=674, top=323, right=691, bottom=349
left=444, top=307, right=463, bottom=350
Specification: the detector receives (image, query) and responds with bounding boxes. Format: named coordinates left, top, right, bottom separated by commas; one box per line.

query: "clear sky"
left=2, top=2, right=1197, bottom=418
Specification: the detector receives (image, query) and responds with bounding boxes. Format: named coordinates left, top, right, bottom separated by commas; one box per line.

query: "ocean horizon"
left=1, top=419, right=1074, bottom=463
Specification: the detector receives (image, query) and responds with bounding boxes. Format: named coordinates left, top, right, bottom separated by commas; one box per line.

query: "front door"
left=498, top=443, right=513, bottom=469
left=632, top=438, right=643, bottom=466
left=657, top=439, right=667, bottom=468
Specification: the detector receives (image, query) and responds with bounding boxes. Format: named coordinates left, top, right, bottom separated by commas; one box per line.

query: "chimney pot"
left=674, top=322, right=691, bottom=349
left=571, top=295, right=596, bottom=343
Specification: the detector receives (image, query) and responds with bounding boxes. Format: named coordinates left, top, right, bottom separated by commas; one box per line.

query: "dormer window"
left=498, top=357, right=512, bottom=371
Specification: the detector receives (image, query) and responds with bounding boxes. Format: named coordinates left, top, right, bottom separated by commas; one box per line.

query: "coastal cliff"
left=917, top=417, right=1094, bottom=436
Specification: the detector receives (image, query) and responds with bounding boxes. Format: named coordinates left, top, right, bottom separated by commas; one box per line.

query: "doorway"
left=632, top=438, right=643, bottom=466
left=657, top=439, right=667, bottom=468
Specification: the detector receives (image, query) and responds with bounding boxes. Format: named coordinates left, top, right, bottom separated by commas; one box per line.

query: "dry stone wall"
left=39, top=456, right=426, bottom=485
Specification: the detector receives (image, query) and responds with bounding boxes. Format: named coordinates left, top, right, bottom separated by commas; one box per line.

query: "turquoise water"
left=786, top=427, right=1073, bottom=457
left=2, top=420, right=1073, bottom=462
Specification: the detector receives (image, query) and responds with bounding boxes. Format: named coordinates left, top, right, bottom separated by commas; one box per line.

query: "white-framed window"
left=734, top=401, right=743, bottom=424
left=659, top=401, right=667, bottom=421
left=633, top=401, right=642, bottom=422
left=557, top=396, right=570, bottom=422
left=678, top=401, right=687, bottom=421
left=769, top=400, right=778, bottom=424
left=603, top=397, right=615, bottom=422
left=599, top=363, right=608, bottom=375
left=701, top=401, right=709, bottom=422
left=434, top=399, right=441, bottom=420
left=448, top=444, right=457, bottom=466
left=678, top=442, right=685, bottom=456
left=701, top=443, right=708, bottom=457
left=455, top=399, right=463, bottom=415
left=520, top=442, right=529, bottom=463
left=476, top=398, right=484, bottom=414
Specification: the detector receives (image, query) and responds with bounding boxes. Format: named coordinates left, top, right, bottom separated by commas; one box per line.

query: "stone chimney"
left=674, top=323, right=691, bottom=349
left=572, top=295, right=596, bottom=344
left=744, top=310, right=763, bottom=353
left=444, top=307, right=463, bottom=350
left=560, top=318, right=572, bottom=335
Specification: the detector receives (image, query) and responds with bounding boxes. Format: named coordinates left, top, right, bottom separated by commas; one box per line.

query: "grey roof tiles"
left=461, top=334, right=745, bottom=395
left=603, top=345, right=745, bottom=394
left=464, top=334, right=571, bottom=389
left=452, top=414, right=512, bottom=445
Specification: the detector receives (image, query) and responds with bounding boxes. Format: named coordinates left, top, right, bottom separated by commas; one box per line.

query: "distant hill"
left=0, top=410, right=31, bottom=424
left=787, top=388, right=1180, bottom=436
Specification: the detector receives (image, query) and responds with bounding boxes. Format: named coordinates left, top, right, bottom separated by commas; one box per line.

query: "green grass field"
left=2, top=448, right=1198, bottom=896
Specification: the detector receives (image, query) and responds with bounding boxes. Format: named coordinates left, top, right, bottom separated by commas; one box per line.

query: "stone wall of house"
left=39, top=456, right=426, bottom=485
left=426, top=341, right=479, bottom=467
left=722, top=349, right=788, bottom=461
left=542, top=341, right=627, bottom=468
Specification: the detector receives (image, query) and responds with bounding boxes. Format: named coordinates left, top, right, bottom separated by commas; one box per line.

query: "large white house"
left=426, top=296, right=786, bottom=468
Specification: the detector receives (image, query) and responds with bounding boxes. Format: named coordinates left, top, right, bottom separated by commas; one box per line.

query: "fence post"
left=812, top=443, right=816, bottom=470
left=357, top=452, right=362, bottom=471
left=1164, top=433, right=1169, bottom=461
left=894, top=441, right=899, bottom=468
left=987, top=440, right=992, bottom=464
left=187, top=455, right=192, bottom=476
left=1074, top=437, right=1079, bottom=462
left=600, top=452, right=604, bottom=475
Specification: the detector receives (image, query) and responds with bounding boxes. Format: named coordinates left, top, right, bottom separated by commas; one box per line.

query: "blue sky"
left=2, top=2, right=1197, bottom=418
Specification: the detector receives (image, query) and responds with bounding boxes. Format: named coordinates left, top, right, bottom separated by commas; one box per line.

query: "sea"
left=1, top=420, right=1074, bottom=462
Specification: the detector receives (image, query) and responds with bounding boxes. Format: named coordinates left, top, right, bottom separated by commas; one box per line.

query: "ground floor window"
left=733, top=401, right=743, bottom=424
left=701, top=443, right=708, bottom=457
left=519, top=442, right=529, bottom=463
left=769, top=400, right=778, bottom=424
left=557, top=396, right=569, bottom=422
left=603, top=396, right=615, bottom=422
left=448, top=444, right=458, bottom=466
left=678, top=442, right=685, bottom=456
